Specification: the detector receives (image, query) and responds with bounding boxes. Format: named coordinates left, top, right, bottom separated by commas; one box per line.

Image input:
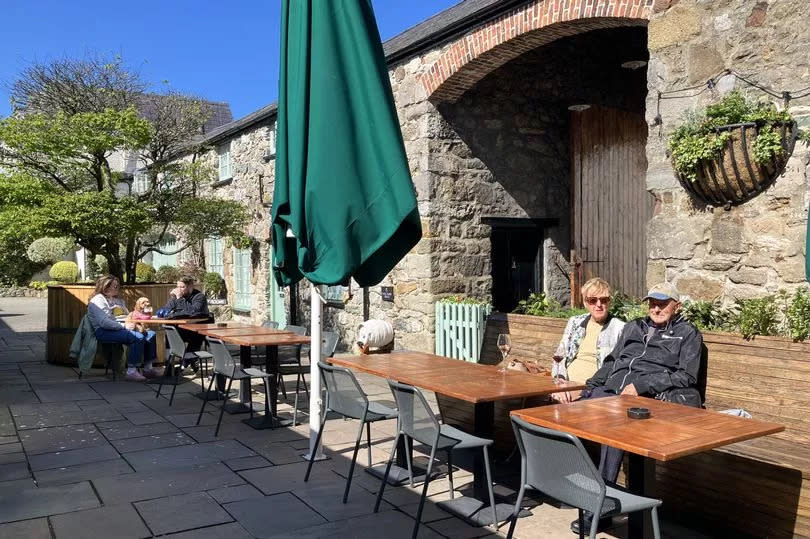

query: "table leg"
left=436, top=401, right=515, bottom=526
left=242, top=345, right=293, bottom=429
left=627, top=453, right=656, bottom=539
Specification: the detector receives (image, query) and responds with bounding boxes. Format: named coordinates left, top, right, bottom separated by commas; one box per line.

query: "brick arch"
left=421, top=0, right=652, bottom=103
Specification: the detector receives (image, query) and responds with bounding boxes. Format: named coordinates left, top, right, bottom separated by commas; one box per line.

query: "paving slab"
left=269, top=509, right=445, bottom=539
left=223, top=493, right=327, bottom=537
left=134, top=491, right=233, bottom=535
left=50, top=503, right=151, bottom=539
left=10, top=402, right=81, bottom=416
left=0, top=452, right=26, bottom=464
left=110, top=431, right=195, bottom=453
left=0, top=478, right=37, bottom=495
left=19, top=424, right=107, bottom=455
left=241, top=439, right=308, bottom=465
left=0, top=461, right=30, bottom=481
left=123, top=439, right=256, bottom=471
left=292, top=480, right=394, bottom=521
left=224, top=455, right=273, bottom=472
left=28, top=444, right=119, bottom=471
left=121, top=409, right=166, bottom=425
left=163, top=522, right=252, bottom=539
left=0, top=481, right=99, bottom=523
left=238, top=460, right=338, bottom=496
left=33, top=457, right=134, bottom=487
left=13, top=411, right=97, bottom=430
left=92, top=462, right=245, bottom=504
left=0, top=441, right=22, bottom=454
left=207, top=483, right=264, bottom=504
left=98, top=421, right=180, bottom=440
left=0, top=517, right=51, bottom=538
left=33, top=383, right=100, bottom=403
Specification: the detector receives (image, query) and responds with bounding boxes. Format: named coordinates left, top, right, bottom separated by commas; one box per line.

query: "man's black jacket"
left=161, top=289, right=213, bottom=322
left=586, top=314, right=702, bottom=396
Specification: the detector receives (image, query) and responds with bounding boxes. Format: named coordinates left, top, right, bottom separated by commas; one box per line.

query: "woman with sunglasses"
left=551, top=277, right=625, bottom=403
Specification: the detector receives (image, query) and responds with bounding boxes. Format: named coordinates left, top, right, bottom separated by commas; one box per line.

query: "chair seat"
left=194, top=351, right=213, bottom=359
left=242, top=367, right=273, bottom=379
left=602, top=485, right=662, bottom=517
left=278, top=364, right=309, bottom=376
left=437, top=424, right=493, bottom=450
left=367, top=401, right=397, bottom=422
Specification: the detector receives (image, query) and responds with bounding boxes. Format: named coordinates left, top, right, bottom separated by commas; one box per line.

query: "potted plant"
left=667, top=91, right=798, bottom=207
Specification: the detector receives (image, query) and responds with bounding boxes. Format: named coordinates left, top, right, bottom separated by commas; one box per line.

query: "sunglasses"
left=585, top=296, right=611, bottom=305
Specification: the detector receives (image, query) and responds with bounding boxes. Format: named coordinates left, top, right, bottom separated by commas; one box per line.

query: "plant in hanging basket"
left=668, top=91, right=797, bottom=207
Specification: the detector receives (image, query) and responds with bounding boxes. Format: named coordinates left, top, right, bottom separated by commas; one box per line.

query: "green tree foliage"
left=49, top=261, right=79, bottom=283
left=155, top=265, right=182, bottom=283
left=0, top=55, right=249, bottom=283
left=203, top=272, right=226, bottom=298
left=26, top=237, right=75, bottom=264
left=135, top=262, right=156, bottom=282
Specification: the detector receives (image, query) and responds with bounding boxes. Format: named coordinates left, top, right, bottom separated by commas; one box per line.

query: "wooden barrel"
left=47, top=283, right=175, bottom=368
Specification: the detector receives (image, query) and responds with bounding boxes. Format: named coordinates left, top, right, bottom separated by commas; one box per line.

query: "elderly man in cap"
left=570, top=282, right=703, bottom=535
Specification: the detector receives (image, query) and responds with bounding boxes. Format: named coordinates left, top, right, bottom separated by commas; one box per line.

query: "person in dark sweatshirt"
left=571, top=282, right=703, bottom=535
left=160, top=276, right=213, bottom=356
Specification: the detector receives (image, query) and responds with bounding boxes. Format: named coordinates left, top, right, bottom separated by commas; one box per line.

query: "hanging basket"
left=676, top=121, right=797, bottom=208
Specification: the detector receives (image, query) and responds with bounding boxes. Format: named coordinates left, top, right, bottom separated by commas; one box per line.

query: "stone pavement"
left=0, top=298, right=710, bottom=538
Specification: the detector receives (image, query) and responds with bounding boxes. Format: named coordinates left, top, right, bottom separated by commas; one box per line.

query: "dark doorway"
left=485, top=218, right=557, bottom=313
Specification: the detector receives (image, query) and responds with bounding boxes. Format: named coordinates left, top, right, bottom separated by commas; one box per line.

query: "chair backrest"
left=284, top=324, right=307, bottom=336
left=387, top=380, right=441, bottom=447
left=511, top=416, right=606, bottom=515
left=205, top=337, right=239, bottom=377
left=318, top=361, right=368, bottom=419
left=262, top=320, right=280, bottom=329
left=163, top=325, right=187, bottom=359
left=321, top=331, right=339, bottom=359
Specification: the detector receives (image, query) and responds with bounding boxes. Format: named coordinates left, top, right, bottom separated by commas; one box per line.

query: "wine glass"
left=497, top=334, right=512, bottom=373
left=552, top=342, right=566, bottom=384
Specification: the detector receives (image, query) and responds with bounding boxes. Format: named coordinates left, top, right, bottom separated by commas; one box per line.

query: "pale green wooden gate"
left=435, top=301, right=492, bottom=362
left=266, top=245, right=287, bottom=325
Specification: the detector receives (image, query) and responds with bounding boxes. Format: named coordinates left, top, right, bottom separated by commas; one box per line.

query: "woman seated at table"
left=551, top=277, right=624, bottom=403
left=87, top=274, right=160, bottom=381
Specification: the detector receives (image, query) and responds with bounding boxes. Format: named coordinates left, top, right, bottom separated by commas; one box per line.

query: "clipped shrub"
left=155, top=265, right=182, bottom=283
left=736, top=296, right=780, bottom=338
left=28, top=280, right=50, bottom=290
left=786, top=288, right=810, bottom=341
left=135, top=262, right=156, bottom=283
left=203, top=272, right=225, bottom=298
left=49, top=261, right=79, bottom=283
left=26, top=237, right=74, bottom=264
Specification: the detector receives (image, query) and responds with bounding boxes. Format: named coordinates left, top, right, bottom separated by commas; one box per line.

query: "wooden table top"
left=214, top=333, right=312, bottom=347
left=511, top=395, right=785, bottom=461
left=328, top=352, right=584, bottom=403
left=196, top=327, right=294, bottom=337
left=134, top=318, right=208, bottom=326
left=180, top=322, right=256, bottom=330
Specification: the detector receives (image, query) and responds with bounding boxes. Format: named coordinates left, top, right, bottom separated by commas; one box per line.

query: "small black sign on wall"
left=381, top=286, right=394, bottom=302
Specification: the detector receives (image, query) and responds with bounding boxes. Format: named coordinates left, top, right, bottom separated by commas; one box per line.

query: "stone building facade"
left=179, top=0, right=809, bottom=352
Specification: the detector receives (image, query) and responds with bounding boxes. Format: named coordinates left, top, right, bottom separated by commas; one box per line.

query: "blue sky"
left=0, top=0, right=460, bottom=119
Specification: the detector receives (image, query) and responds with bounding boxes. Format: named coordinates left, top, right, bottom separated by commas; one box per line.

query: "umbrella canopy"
left=271, top=0, right=422, bottom=287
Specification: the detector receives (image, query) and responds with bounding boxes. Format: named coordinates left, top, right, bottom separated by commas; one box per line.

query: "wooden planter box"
left=676, top=121, right=796, bottom=207
left=46, top=283, right=175, bottom=368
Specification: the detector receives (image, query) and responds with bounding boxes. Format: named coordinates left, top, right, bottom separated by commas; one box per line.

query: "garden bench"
left=443, top=313, right=810, bottom=538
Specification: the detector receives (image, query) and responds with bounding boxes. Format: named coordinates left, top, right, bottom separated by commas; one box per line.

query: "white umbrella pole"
left=305, top=282, right=326, bottom=461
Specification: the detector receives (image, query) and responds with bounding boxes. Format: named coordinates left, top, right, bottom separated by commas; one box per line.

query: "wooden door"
left=570, top=105, right=652, bottom=303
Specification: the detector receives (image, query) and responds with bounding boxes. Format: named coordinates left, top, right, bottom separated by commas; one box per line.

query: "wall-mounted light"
left=621, top=60, right=647, bottom=70
left=567, top=104, right=591, bottom=112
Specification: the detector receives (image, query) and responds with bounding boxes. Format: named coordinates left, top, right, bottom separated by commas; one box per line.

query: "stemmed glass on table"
left=552, top=342, right=566, bottom=385
left=497, top=333, right=512, bottom=373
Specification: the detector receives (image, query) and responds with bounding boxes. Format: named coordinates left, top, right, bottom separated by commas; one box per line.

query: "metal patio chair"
left=374, top=380, right=498, bottom=538
left=156, top=325, right=213, bottom=406
left=304, top=361, right=397, bottom=503
left=281, top=330, right=339, bottom=425
left=506, top=416, right=662, bottom=539
left=196, top=336, right=274, bottom=437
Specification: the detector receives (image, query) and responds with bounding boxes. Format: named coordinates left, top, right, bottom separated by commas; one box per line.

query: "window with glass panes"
left=205, top=237, right=224, bottom=277
left=233, top=247, right=252, bottom=311
left=218, top=143, right=232, bottom=181
left=133, top=170, right=149, bottom=194
left=152, top=236, right=178, bottom=268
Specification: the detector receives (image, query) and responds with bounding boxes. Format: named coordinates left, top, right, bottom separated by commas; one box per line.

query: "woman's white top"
left=87, top=293, right=128, bottom=331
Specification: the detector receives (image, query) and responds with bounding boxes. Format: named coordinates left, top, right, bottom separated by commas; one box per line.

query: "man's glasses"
left=585, top=296, right=610, bottom=305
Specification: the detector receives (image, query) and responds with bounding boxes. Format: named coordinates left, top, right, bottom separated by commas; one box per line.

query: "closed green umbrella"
left=271, top=0, right=421, bottom=457
left=271, top=0, right=422, bottom=288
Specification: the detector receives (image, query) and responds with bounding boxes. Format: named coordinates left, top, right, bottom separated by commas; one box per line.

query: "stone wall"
left=645, top=0, right=810, bottom=301
left=196, top=121, right=276, bottom=324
